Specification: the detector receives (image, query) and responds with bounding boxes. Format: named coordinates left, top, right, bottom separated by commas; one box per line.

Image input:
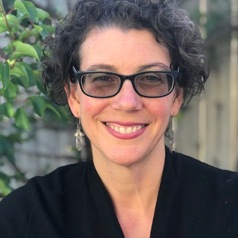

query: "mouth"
left=105, top=122, right=147, bottom=135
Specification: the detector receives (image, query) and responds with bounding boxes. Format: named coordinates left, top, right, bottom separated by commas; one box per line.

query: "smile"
left=105, top=123, right=146, bottom=135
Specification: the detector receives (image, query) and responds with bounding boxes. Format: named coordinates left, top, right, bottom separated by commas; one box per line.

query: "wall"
left=176, top=0, right=238, bottom=171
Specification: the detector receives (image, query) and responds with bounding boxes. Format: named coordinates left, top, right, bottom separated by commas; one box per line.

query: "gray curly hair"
left=42, top=0, right=209, bottom=106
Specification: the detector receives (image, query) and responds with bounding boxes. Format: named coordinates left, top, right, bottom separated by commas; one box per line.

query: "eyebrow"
left=85, top=63, right=171, bottom=72
left=137, top=63, right=171, bottom=71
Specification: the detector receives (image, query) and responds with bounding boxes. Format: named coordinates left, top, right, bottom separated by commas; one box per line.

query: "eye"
left=91, top=74, right=114, bottom=83
left=137, top=73, right=167, bottom=85
left=83, top=73, right=119, bottom=85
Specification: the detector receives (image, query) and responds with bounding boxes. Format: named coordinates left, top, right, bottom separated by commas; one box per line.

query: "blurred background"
left=0, top=0, right=238, bottom=196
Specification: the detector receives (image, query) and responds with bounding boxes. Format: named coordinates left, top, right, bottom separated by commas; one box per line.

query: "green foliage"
left=204, top=0, right=231, bottom=68
left=0, top=0, right=70, bottom=197
left=188, top=0, right=232, bottom=68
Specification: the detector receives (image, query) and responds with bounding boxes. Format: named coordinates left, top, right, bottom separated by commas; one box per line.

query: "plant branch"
left=0, top=0, right=11, bottom=33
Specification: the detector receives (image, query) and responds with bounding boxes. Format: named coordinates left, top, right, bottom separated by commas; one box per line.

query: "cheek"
left=79, top=95, right=105, bottom=120
left=145, top=97, right=174, bottom=118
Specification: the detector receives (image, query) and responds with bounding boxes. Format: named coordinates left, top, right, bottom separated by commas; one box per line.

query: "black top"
left=1, top=148, right=238, bottom=238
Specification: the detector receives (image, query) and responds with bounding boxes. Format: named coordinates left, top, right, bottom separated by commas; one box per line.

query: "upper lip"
left=104, top=121, right=148, bottom=126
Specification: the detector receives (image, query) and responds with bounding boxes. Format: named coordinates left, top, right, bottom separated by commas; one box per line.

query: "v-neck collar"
left=92, top=147, right=177, bottom=238
left=63, top=147, right=176, bottom=238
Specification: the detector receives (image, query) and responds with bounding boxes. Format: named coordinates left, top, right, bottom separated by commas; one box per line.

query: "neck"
left=93, top=146, right=166, bottom=210
left=93, top=145, right=166, bottom=237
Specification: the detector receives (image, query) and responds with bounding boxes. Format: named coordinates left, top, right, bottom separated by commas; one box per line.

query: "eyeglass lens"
left=80, top=72, right=175, bottom=98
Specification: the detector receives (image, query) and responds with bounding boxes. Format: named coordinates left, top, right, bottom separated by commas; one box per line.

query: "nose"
left=111, top=80, right=142, bottom=111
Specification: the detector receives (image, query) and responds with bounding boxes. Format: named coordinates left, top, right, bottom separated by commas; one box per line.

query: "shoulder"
left=171, top=150, right=238, bottom=185
left=168, top=149, right=238, bottom=203
left=163, top=149, right=238, bottom=236
left=0, top=160, right=93, bottom=201
left=0, top=161, right=87, bottom=200
left=28, top=160, right=94, bottom=194
left=0, top=161, right=94, bottom=237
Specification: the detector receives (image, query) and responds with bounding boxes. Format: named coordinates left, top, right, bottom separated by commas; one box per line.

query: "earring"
left=165, top=117, right=175, bottom=151
left=74, top=119, right=85, bottom=151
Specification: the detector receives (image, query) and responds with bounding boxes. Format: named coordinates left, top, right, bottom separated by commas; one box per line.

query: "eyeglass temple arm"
left=71, top=66, right=79, bottom=83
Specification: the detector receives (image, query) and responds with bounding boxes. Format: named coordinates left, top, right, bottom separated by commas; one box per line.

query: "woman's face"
left=68, top=27, right=183, bottom=166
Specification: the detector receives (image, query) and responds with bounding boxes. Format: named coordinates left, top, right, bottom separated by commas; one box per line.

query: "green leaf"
left=18, top=28, right=31, bottom=41
left=15, top=108, right=30, bottom=130
left=0, top=135, right=13, bottom=155
left=10, top=62, right=32, bottom=88
left=28, top=96, right=63, bottom=118
left=6, top=14, right=20, bottom=28
left=0, top=102, right=15, bottom=118
left=0, top=14, right=20, bottom=33
left=0, top=179, right=11, bottom=196
left=0, top=17, right=8, bottom=33
left=4, top=82, right=18, bottom=100
left=40, top=25, right=55, bottom=40
left=46, top=103, right=62, bottom=118
left=31, top=25, right=43, bottom=36
left=11, top=42, right=40, bottom=60
left=36, top=8, right=50, bottom=21
left=14, top=0, right=38, bottom=22
left=29, top=96, right=47, bottom=117
left=31, top=43, right=43, bottom=59
left=0, top=62, right=10, bottom=90
left=32, top=71, right=45, bottom=93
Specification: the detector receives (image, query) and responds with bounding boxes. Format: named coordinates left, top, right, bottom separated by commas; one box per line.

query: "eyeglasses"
left=72, top=66, right=179, bottom=98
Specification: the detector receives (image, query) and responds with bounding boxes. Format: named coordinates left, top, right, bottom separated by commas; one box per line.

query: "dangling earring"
left=74, top=119, right=85, bottom=151
left=165, top=117, right=175, bottom=151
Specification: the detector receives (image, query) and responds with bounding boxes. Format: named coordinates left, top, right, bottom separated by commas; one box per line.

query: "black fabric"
left=1, top=148, right=238, bottom=238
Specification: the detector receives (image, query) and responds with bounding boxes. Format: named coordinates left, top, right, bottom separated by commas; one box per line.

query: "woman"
left=1, top=0, right=238, bottom=237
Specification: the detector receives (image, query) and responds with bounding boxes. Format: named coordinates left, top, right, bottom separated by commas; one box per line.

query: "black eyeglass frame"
left=72, top=66, right=179, bottom=98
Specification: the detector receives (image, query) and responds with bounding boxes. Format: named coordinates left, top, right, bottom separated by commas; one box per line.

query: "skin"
left=68, top=27, right=183, bottom=237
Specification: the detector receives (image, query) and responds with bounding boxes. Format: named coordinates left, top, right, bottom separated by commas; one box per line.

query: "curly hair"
left=42, top=0, right=209, bottom=106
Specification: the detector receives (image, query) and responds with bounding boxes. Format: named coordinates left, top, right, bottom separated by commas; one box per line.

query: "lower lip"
left=105, top=124, right=147, bottom=139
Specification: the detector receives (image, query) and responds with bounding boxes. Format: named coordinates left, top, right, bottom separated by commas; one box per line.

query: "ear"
left=65, top=83, right=81, bottom=118
left=171, top=88, right=183, bottom=116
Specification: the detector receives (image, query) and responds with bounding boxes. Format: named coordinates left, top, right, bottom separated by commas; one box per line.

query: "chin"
left=105, top=151, right=147, bottom=168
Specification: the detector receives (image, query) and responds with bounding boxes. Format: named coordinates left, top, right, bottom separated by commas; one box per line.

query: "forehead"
left=79, top=27, right=171, bottom=72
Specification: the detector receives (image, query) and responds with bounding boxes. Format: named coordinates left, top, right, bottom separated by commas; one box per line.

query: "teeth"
left=106, top=123, right=144, bottom=135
